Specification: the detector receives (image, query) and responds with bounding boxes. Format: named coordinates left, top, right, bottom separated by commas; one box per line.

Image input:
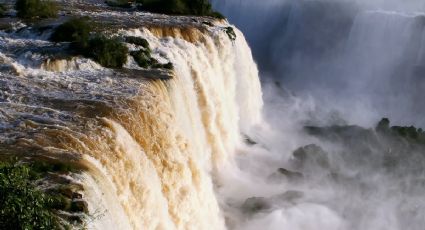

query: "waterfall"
left=214, top=0, right=425, bottom=126
left=0, top=21, right=263, bottom=229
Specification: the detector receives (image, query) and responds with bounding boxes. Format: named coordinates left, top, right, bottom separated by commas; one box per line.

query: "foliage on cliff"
left=0, top=158, right=89, bottom=229
left=86, top=36, right=129, bottom=68
left=376, top=118, right=425, bottom=144
left=50, top=19, right=175, bottom=69
left=105, top=0, right=225, bottom=18
left=15, top=0, right=58, bottom=19
left=0, top=4, right=6, bottom=17
left=50, top=17, right=92, bottom=49
left=0, top=161, right=61, bottom=229
left=137, top=0, right=224, bottom=18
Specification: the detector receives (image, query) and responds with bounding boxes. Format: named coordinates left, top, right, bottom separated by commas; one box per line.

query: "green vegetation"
left=125, top=36, right=150, bottom=50
left=0, top=161, right=61, bottom=229
left=376, top=117, right=390, bottom=132
left=130, top=49, right=154, bottom=68
left=126, top=36, right=173, bottom=70
left=51, top=19, right=128, bottom=68
left=130, top=49, right=174, bottom=70
left=50, top=17, right=92, bottom=50
left=135, top=0, right=225, bottom=18
left=105, top=0, right=134, bottom=8
left=225, top=26, right=236, bottom=41
left=0, top=158, right=88, bottom=229
left=15, top=0, right=58, bottom=19
left=376, top=118, right=425, bottom=143
left=85, top=36, right=129, bottom=68
left=50, top=19, right=175, bottom=69
left=0, top=4, right=6, bottom=17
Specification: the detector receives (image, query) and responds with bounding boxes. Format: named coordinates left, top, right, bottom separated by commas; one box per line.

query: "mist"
left=211, top=0, right=425, bottom=230
left=214, top=0, right=425, bottom=127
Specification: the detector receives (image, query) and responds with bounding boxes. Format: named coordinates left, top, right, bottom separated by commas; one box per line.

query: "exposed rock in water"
left=241, top=190, right=304, bottom=215
left=243, top=134, right=257, bottom=145
left=291, top=144, right=330, bottom=170
left=241, top=197, right=271, bottom=214
left=268, top=167, right=303, bottom=183
left=275, top=190, right=304, bottom=203
left=71, top=200, right=89, bottom=213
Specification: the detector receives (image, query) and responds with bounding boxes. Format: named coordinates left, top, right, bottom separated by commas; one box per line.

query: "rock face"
left=268, top=168, right=303, bottom=183
left=0, top=0, right=263, bottom=229
left=241, top=197, right=271, bottom=214
left=241, top=190, right=304, bottom=215
left=292, top=144, right=330, bottom=171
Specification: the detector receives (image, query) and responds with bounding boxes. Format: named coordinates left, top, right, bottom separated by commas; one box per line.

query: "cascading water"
left=0, top=7, right=262, bottom=229
left=210, top=0, right=425, bottom=230
left=3, top=0, right=425, bottom=229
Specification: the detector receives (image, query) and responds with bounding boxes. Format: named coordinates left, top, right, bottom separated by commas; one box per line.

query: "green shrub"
left=15, top=0, right=58, bottom=19
left=376, top=118, right=390, bottom=132
left=225, top=26, right=237, bottom=41
left=0, top=161, right=61, bottom=229
left=85, top=36, right=129, bottom=68
left=106, top=0, right=134, bottom=8
left=130, top=49, right=153, bottom=68
left=125, top=36, right=150, bottom=50
left=131, top=49, right=174, bottom=70
left=50, top=17, right=92, bottom=49
left=152, top=62, right=174, bottom=70
left=161, top=62, right=174, bottom=70
left=208, top=11, right=225, bottom=19
left=136, top=0, right=224, bottom=18
left=0, top=4, right=6, bottom=17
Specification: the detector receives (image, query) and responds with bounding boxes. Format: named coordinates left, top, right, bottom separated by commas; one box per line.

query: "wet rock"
left=243, top=135, right=257, bottom=146
left=57, top=184, right=84, bottom=199
left=277, top=168, right=303, bottom=180
left=71, top=200, right=89, bottom=213
left=241, top=197, right=271, bottom=214
left=57, top=212, right=85, bottom=224
left=275, top=190, right=304, bottom=202
left=292, top=144, right=330, bottom=170
left=268, top=168, right=303, bottom=183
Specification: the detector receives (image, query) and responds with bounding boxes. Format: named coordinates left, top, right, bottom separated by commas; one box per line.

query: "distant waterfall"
left=214, top=0, right=425, bottom=126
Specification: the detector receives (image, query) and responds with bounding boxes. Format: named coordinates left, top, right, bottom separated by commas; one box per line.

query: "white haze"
left=211, top=0, right=425, bottom=230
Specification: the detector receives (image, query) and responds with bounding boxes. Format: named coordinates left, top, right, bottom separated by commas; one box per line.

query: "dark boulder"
left=241, top=197, right=271, bottom=214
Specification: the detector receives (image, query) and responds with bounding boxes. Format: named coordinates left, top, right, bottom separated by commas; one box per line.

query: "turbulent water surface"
left=212, top=0, right=425, bottom=230
left=2, top=0, right=425, bottom=230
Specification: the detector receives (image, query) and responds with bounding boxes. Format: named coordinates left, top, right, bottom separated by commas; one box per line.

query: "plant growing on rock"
left=50, top=17, right=92, bottom=50
left=85, top=36, right=129, bottom=68
left=0, top=4, right=7, bottom=17
left=0, top=161, right=60, bottom=229
left=135, top=0, right=225, bottom=18
left=0, top=158, right=89, bottom=229
left=125, top=36, right=150, bottom=50
left=225, top=26, right=237, bottom=41
left=105, top=0, right=134, bottom=8
left=15, top=0, right=58, bottom=19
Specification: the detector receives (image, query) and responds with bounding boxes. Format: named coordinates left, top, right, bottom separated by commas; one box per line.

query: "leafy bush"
left=15, top=0, right=58, bottom=19
left=106, top=0, right=134, bottom=8
left=85, top=36, right=129, bottom=68
left=131, top=49, right=174, bottom=70
left=50, top=17, right=92, bottom=49
left=0, top=4, right=6, bottom=17
left=136, top=0, right=224, bottom=18
left=225, top=26, right=237, bottom=41
left=375, top=118, right=425, bottom=144
left=130, top=49, right=154, bottom=68
left=125, top=36, right=150, bottom=50
left=0, top=161, right=61, bottom=229
left=375, top=118, right=390, bottom=132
